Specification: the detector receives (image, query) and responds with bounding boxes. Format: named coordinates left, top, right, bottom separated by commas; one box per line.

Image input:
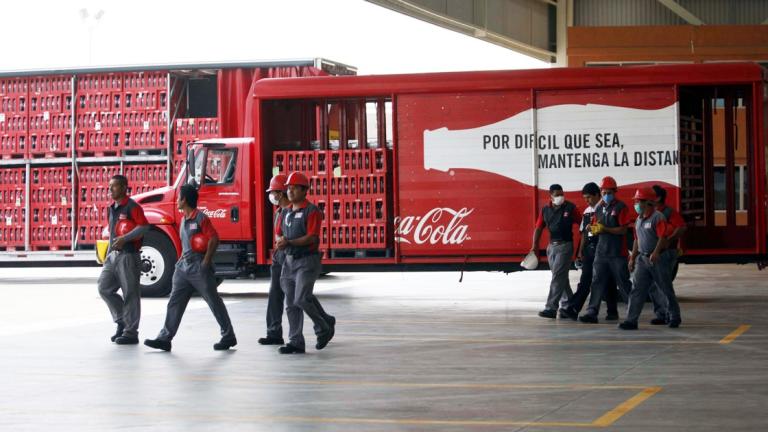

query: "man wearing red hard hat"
left=275, top=171, right=336, bottom=354
left=258, top=174, right=291, bottom=346
left=144, top=184, right=236, bottom=351
left=619, top=187, right=680, bottom=330
left=98, top=174, right=149, bottom=345
left=579, top=176, right=634, bottom=324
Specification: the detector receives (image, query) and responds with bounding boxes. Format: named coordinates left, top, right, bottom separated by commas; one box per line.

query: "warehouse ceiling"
left=365, top=0, right=558, bottom=63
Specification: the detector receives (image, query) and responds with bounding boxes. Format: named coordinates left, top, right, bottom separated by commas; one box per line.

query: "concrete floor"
left=0, top=264, right=767, bottom=431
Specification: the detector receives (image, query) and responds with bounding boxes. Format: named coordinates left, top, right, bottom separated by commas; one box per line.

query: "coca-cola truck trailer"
left=131, top=63, right=767, bottom=296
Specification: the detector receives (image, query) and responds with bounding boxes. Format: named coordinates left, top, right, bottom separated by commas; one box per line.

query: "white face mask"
left=552, top=196, right=565, bottom=206
left=268, top=193, right=280, bottom=206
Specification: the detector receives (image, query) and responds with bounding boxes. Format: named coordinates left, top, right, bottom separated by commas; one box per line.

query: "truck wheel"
left=140, top=230, right=176, bottom=297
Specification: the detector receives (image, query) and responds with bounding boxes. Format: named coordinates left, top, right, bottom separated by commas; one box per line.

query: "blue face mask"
left=603, top=193, right=614, bottom=204
left=634, top=203, right=643, bottom=214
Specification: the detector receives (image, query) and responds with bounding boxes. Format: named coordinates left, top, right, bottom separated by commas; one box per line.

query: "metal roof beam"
left=656, top=0, right=705, bottom=25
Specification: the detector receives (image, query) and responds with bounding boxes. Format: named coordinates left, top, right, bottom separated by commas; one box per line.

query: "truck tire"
left=140, top=230, right=176, bottom=297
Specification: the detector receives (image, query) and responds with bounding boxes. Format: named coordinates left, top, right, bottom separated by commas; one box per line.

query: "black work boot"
left=650, top=317, right=668, bottom=325
left=316, top=316, right=336, bottom=350
left=144, top=339, right=172, bottom=352
left=558, top=308, right=578, bottom=321
left=213, top=337, right=237, bottom=351
left=578, top=314, right=599, bottom=324
left=110, top=322, right=125, bottom=342
left=538, top=309, right=557, bottom=319
left=618, top=321, right=638, bottom=330
left=258, top=336, right=285, bottom=345
left=279, top=344, right=305, bottom=354
left=115, top=335, right=139, bottom=345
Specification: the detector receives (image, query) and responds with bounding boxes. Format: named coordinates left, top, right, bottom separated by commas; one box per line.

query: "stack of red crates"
left=28, top=76, right=71, bottom=158
left=172, top=117, right=220, bottom=182
left=77, top=165, right=120, bottom=246
left=125, top=164, right=168, bottom=195
left=76, top=73, right=123, bottom=156
left=0, top=168, right=26, bottom=250
left=122, top=71, right=167, bottom=153
left=0, top=77, right=29, bottom=159
left=30, top=166, right=72, bottom=250
left=272, top=148, right=393, bottom=254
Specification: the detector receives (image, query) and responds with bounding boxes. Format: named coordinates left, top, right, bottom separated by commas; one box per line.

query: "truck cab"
left=130, top=138, right=259, bottom=296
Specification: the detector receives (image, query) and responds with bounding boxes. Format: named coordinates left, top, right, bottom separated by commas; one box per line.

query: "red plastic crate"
left=358, top=223, right=389, bottom=249
left=31, top=225, right=71, bottom=250
left=51, top=113, right=72, bottom=132
left=341, top=149, right=372, bottom=175
left=0, top=114, right=27, bottom=134
left=0, top=168, right=25, bottom=187
left=0, top=78, right=28, bottom=96
left=341, top=199, right=370, bottom=223
left=330, top=224, right=358, bottom=249
left=358, top=173, right=387, bottom=198
left=1, top=95, right=27, bottom=114
left=29, top=75, right=70, bottom=95
left=124, top=71, right=166, bottom=91
left=28, top=114, right=50, bottom=133
left=29, top=133, right=68, bottom=157
left=330, top=175, right=357, bottom=198
left=77, top=73, right=122, bottom=94
left=1, top=134, right=27, bottom=158
left=372, top=148, right=392, bottom=173
left=0, top=226, right=25, bottom=250
left=309, top=175, right=329, bottom=198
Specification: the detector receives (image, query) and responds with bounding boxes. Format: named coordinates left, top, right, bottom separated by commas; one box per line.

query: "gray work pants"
left=157, top=262, right=235, bottom=342
left=585, top=255, right=633, bottom=317
left=98, top=251, right=141, bottom=338
left=651, top=250, right=679, bottom=320
left=266, top=257, right=285, bottom=339
left=280, top=254, right=332, bottom=350
left=627, top=252, right=681, bottom=325
left=545, top=241, right=574, bottom=311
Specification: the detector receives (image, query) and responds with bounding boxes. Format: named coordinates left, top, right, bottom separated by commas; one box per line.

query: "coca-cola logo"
left=199, top=207, right=227, bottom=219
left=394, top=207, right=474, bottom=245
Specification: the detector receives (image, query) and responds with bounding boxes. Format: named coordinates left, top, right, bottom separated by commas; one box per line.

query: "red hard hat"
left=115, top=219, right=136, bottom=237
left=600, top=176, right=618, bottom=190
left=285, top=172, right=309, bottom=188
left=190, top=233, right=209, bottom=253
left=633, top=187, right=657, bottom=201
left=266, top=174, right=288, bottom=192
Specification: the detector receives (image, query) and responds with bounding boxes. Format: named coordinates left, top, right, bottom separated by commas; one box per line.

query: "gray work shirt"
left=635, top=210, right=667, bottom=255
left=177, top=209, right=216, bottom=272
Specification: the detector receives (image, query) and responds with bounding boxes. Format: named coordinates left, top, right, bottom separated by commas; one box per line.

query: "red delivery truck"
left=129, top=63, right=767, bottom=296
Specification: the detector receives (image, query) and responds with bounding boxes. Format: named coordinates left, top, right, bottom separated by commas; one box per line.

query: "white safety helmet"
left=521, top=251, right=539, bottom=270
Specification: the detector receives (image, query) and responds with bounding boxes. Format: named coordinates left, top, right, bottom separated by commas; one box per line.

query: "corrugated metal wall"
left=575, top=0, right=768, bottom=26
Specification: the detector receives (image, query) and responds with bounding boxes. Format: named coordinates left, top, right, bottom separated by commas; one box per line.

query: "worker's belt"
left=287, top=250, right=319, bottom=259
left=549, top=240, right=572, bottom=246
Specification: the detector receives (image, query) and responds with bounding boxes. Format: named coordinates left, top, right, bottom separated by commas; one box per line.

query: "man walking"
left=275, top=172, right=335, bottom=354
left=648, top=184, right=686, bottom=326
left=579, top=176, right=634, bottom=324
left=530, top=184, right=580, bottom=319
left=620, top=188, right=680, bottom=330
left=560, top=182, right=619, bottom=321
left=258, top=174, right=290, bottom=346
left=144, top=184, right=236, bottom=351
left=98, top=174, right=149, bottom=345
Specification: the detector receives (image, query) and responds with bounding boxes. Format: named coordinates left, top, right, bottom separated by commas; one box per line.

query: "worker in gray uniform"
left=144, top=184, right=236, bottom=351
left=98, top=174, right=149, bottom=345
left=561, top=182, right=619, bottom=321
left=579, top=176, right=634, bottom=324
left=649, top=184, right=687, bottom=326
left=620, top=187, right=681, bottom=330
left=258, top=174, right=290, bottom=346
left=530, top=184, right=580, bottom=319
left=275, top=171, right=335, bottom=354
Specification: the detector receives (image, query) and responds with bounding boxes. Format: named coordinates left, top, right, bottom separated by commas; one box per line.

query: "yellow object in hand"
left=590, top=223, right=605, bottom=235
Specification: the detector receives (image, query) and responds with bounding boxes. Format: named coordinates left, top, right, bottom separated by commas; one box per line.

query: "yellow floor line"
left=719, top=324, right=752, bottom=344
left=591, top=387, right=663, bottom=427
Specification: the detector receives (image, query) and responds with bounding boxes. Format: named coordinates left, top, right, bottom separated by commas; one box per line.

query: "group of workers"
left=97, top=171, right=334, bottom=354
left=531, top=176, right=686, bottom=329
left=97, top=169, right=682, bottom=353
